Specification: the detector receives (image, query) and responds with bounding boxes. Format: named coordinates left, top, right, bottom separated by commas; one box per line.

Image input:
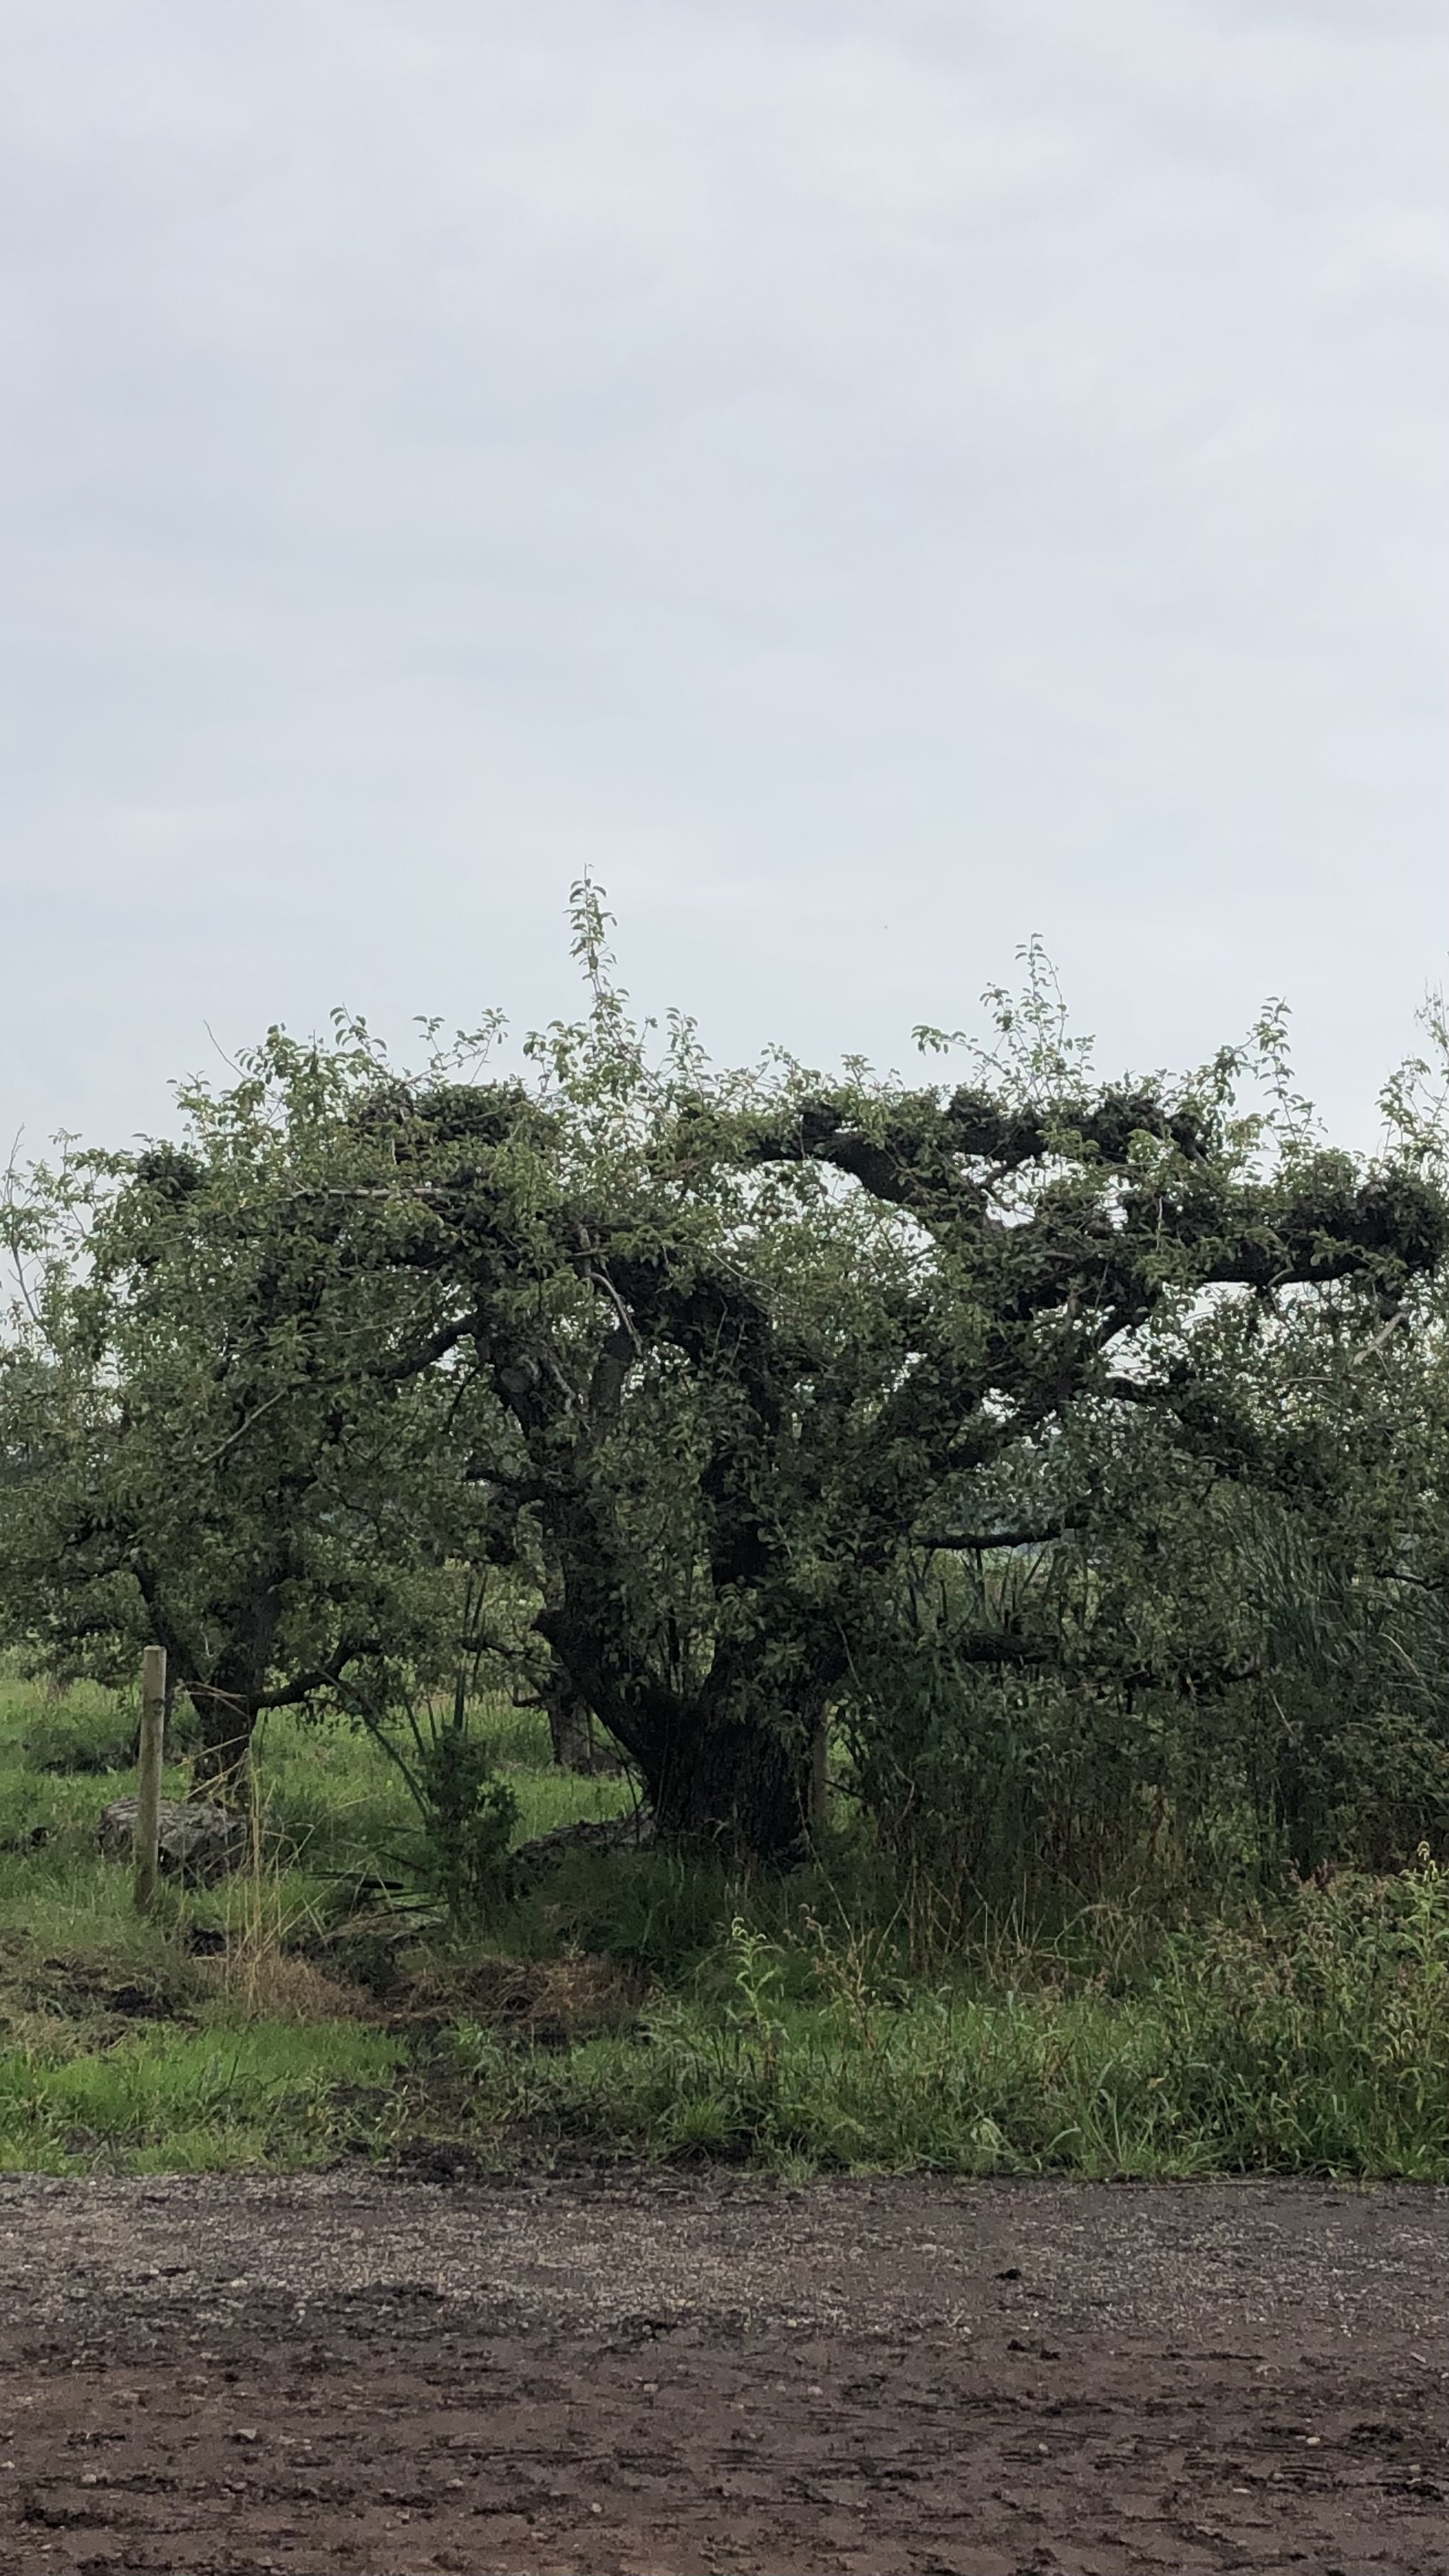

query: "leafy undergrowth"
left=4, top=1866, right=1448, bottom=2179
left=0, top=1669, right=643, bottom=2173
left=438, top=1863, right=1449, bottom=2182
left=248, top=1699, right=632, bottom=1888
left=2, top=1671, right=1448, bottom=2180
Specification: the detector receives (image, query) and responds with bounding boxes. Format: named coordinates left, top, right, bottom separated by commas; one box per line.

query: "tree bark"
left=187, top=1585, right=283, bottom=1793
left=541, top=1660, right=606, bottom=1774
left=641, top=1700, right=816, bottom=1867
left=189, top=1685, right=259, bottom=1793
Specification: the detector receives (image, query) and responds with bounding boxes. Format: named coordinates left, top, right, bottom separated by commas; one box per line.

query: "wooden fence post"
left=134, top=1644, right=166, bottom=1913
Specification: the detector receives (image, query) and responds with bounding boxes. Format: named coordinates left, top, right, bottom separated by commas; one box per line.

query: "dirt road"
left=0, top=2168, right=1445, bottom=2575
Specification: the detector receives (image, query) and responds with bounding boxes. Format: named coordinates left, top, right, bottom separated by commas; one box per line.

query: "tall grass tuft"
left=448, top=1855, right=1449, bottom=2180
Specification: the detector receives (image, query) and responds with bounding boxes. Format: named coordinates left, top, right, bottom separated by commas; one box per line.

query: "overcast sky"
left=2, top=0, right=1445, bottom=1152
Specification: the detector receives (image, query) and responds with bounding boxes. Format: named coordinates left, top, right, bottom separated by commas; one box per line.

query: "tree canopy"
left=3, top=893, right=1446, bottom=1866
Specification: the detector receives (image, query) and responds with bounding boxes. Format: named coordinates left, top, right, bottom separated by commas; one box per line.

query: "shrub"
left=415, top=1728, right=519, bottom=1930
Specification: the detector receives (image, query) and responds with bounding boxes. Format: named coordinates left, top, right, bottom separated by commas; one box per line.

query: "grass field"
left=2, top=1662, right=1447, bottom=2180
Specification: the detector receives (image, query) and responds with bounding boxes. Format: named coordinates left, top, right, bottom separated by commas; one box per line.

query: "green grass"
left=0, top=2021, right=403, bottom=2173
left=240, top=1700, right=633, bottom=1880
left=444, top=1864, right=1449, bottom=2179
left=0, top=1673, right=631, bottom=1912
left=2, top=1661, right=1448, bottom=2180
left=0, top=1665, right=635, bottom=2172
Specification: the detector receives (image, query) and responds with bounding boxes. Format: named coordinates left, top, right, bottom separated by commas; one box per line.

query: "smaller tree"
left=0, top=1023, right=504, bottom=1786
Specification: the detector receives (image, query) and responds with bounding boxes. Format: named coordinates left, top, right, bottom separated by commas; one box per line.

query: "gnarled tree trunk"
left=645, top=1706, right=810, bottom=1866
left=185, top=1585, right=283, bottom=1793
left=540, top=1660, right=609, bottom=1775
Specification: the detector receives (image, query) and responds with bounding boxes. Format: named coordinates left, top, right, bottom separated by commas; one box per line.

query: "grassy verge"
left=442, top=1870, right=1449, bottom=2179
left=2, top=1667, right=1447, bottom=2180
left=0, top=2022, right=404, bottom=2174
left=0, top=1669, right=636, bottom=2173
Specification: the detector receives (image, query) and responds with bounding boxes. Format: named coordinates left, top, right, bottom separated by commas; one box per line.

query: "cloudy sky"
left=2, top=0, right=1445, bottom=1151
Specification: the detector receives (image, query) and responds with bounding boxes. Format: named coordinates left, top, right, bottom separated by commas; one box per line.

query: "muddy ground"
left=0, top=2169, right=1445, bottom=2576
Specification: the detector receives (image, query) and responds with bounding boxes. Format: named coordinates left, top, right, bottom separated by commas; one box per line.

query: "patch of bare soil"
left=0, top=2170, right=1445, bottom=2575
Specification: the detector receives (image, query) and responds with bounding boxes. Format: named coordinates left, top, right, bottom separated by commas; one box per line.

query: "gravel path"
left=1, top=2169, right=1445, bottom=2573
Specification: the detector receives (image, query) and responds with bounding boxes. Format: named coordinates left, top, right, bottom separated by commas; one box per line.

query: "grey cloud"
left=0, top=0, right=1443, bottom=1144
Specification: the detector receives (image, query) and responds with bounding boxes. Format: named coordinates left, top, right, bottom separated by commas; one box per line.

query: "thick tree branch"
left=916, top=1526, right=1067, bottom=1552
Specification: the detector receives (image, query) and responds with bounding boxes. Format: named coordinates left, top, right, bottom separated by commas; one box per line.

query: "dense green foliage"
left=453, top=1861, right=1449, bottom=2178
left=1, top=899, right=1448, bottom=2184
left=3, top=895, right=1446, bottom=1891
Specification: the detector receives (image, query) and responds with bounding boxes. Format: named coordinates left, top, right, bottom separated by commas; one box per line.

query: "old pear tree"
left=3, top=894, right=1444, bottom=1862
